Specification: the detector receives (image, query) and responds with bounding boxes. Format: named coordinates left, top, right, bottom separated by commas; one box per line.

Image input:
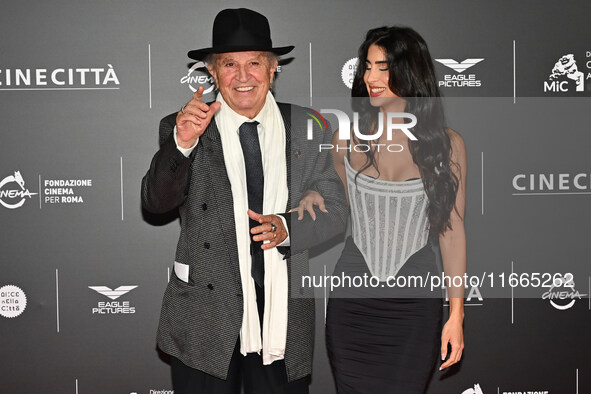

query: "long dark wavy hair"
left=351, top=26, right=459, bottom=235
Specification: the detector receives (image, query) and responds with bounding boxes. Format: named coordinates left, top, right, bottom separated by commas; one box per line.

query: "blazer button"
left=204, top=242, right=210, bottom=249
left=294, top=150, right=302, bottom=159
left=169, top=159, right=178, bottom=172
left=202, top=203, right=207, bottom=211
left=207, top=284, right=214, bottom=290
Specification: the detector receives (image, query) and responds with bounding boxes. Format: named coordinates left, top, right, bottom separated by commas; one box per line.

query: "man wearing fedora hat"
left=142, top=8, right=347, bottom=394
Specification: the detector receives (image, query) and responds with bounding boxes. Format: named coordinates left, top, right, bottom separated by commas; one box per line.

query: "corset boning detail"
left=345, top=157, right=430, bottom=280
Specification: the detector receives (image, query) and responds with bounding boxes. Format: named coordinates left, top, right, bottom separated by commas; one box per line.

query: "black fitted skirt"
left=326, top=237, right=443, bottom=394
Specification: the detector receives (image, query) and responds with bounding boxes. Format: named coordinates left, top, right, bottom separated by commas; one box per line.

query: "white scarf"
left=214, top=91, right=289, bottom=364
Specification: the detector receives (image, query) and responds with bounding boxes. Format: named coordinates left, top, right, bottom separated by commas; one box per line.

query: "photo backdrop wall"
left=1, top=1, right=590, bottom=393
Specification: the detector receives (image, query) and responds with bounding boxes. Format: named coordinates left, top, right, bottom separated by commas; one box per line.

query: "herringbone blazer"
left=141, top=103, right=348, bottom=381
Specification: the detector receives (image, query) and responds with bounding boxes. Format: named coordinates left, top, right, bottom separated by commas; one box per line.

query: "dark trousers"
left=171, top=285, right=310, bottom=394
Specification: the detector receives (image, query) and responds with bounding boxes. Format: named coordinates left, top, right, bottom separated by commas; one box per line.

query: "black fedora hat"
left=188, top=8, right=294, bottom=60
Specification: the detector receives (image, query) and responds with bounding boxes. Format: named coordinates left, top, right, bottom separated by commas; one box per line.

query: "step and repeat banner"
left=1, top=1, right=590, bottom=393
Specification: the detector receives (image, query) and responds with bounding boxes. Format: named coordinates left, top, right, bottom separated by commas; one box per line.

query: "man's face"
left=208, top=51, right=277, bottom=119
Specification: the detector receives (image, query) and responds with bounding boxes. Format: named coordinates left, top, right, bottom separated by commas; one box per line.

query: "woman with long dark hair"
left=298, top=26, right=466, bottom=393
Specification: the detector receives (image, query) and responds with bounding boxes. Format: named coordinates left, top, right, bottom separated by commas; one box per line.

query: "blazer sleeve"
left=141, top=113, right=195, bottom=214
left=287, top=109, right=349, bottom=254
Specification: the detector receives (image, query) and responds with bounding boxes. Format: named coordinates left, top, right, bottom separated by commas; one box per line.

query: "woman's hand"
left=440, top=314, right=464, bottom=370
left=293, top=190, right=327, bottom=221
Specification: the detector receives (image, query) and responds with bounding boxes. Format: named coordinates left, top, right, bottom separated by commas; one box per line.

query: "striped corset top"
left=345, top=157, right=430, bottom=280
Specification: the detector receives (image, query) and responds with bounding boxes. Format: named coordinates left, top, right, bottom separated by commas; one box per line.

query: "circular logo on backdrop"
left=180, top=61, right=216, bottom=94
left=0, top=171, right=37, bottom=209
left=341, top=57, right=359, bottom=89
left=542, top=275, right=586, bottom=310
left=0, top=285, right=27, bottom=318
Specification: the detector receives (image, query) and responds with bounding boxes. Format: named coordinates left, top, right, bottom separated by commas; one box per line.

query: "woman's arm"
left=439, top=128, right=467, bottom=370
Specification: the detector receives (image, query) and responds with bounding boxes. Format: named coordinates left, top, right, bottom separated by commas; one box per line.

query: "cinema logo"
left=512, top=172, right=591, bottom=194
left=0, top=65, right=120, bottom=89
left=543, top=52, right=591, bottom=93
left=181, top=61, right=216, bottom=94
left=462, top=383, right=484, bottom=394
left=542, top=274, right=587, bottom=311
left=88, top=285, right=137, bottom=314
left=435, top=58, right=484, bottom=88
left=42, top=178, right=93, bottom=205
left=0, top=171, right=37, bottom=209
left=308, top=110, right=417, bottom=152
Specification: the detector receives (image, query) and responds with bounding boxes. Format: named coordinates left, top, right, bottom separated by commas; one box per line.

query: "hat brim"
left=188, top=45, right=294, bottom=61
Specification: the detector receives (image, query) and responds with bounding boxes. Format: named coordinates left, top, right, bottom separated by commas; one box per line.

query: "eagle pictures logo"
left=89, top=285, right=138, bottom=314
left=435, top=58, right=484, bottom=88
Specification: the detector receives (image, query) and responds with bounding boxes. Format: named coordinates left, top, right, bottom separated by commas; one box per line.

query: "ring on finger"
left=271, top=223, right=277, bottom=232
left=181, top=104, right=187, bottom=114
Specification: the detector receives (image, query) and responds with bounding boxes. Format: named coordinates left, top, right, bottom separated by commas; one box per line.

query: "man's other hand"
left=248, top=209, right=287, bottom=249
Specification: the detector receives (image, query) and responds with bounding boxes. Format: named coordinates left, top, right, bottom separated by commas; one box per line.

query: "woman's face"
left=363, top=44, right=398, bottom=107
